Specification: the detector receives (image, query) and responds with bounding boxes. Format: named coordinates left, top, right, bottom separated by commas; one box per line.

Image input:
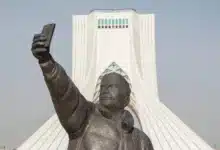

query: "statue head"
left=99, top=72, right=131, bottom=112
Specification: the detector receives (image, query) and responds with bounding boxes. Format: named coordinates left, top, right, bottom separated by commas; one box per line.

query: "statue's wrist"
left=39, top=54, right=56, bottom=77
left=38, top=53, right=54, bottom=64
left=40, top=61, right=57, bottom=80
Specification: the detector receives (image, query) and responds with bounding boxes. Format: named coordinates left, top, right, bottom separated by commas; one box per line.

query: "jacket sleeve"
left=39, top=59, right=93, bottom=137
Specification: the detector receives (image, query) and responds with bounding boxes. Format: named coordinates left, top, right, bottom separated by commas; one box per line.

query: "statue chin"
left=100, top=100, right=115, bottom=108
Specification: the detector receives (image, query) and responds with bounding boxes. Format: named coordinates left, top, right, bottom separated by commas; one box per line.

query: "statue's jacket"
left=39, top=60, right=154, bottom=150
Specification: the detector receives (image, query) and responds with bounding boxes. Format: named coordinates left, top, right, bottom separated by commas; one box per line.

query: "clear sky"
left=0, top=0, right=220, bottom=149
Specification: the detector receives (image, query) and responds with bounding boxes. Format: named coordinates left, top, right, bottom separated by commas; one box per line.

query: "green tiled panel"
left=125, top=19, right=128, bottom=24
left=97, top=18, right=129, bottom=27
left=106, top=19, right=108, bottom=25
left=119, top=19, right=122, bottom=24
left=122, top=19, right=125, bottom=24
left=112, top=19, right=115, bottom=24
left=115, top=19, right=118, bottom=24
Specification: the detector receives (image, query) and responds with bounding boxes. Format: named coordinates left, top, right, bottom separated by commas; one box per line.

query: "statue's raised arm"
left=31, top=24, right=93, bottom=139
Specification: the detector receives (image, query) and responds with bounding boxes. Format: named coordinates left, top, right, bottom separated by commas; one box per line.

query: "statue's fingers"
left=32, top=48, right=47, bottom=55
left=33, top=34, right=41, bottom=41
left=31, top=41, right=45, bottom=50
left=33, top=34, right=47, bottom=42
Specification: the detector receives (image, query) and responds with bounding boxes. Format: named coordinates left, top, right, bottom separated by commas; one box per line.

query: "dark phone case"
left=41, top=23, right=56, bottom=48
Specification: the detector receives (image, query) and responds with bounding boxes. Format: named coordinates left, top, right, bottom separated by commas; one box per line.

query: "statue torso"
left=68, top=108, right=121, bottom=150
left=67, top=105, right=152, bottom=150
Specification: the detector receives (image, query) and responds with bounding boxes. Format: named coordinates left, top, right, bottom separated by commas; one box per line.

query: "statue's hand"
left=31, top=23, right=55, bottom=62
left=31, top=33, right=52, bottom=62
left=121, top=110, right=134, bottom=133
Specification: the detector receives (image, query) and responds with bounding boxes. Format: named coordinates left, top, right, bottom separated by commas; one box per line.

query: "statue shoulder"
left=131, top=128, right=154, bottom=150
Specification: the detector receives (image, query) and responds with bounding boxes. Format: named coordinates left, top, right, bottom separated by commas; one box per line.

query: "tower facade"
left=18, top=9, right=214, bottom=150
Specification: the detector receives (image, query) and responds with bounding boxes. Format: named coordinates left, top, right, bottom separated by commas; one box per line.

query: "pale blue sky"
left=0, top=0, right=220, bottom=149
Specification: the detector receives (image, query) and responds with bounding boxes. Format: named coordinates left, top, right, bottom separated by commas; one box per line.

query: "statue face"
left=99, top=73, right=130, bottom=111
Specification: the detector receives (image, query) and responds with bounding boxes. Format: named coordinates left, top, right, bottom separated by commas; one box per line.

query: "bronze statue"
left=31, top=24, right=154, bottom=150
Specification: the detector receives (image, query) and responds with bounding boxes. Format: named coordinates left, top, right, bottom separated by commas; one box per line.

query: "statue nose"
left=109, top=87, right=119, bottom=97
left=101, top=85, right=119, bottom=96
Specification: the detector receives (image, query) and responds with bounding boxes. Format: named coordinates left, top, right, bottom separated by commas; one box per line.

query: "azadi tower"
left=18, top=9, right=214, bottom=150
